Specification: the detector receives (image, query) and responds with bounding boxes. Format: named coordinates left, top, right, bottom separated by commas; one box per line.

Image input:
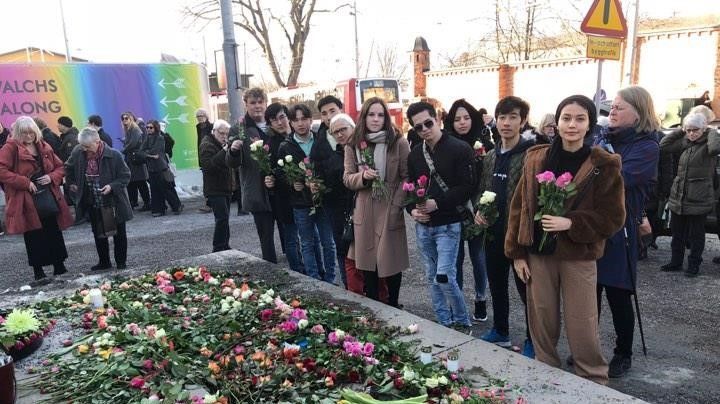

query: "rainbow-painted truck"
left=0, top=63, right=210, bottom=170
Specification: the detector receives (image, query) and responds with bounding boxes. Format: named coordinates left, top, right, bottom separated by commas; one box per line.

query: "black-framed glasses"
left=684, top=127, right=702, bottom=134
left=332, top=126, right=351, bottom=136
left=413, top=119, right=434, bottom=133
left=146, top=126, right=155, bottom=130
left=121, top=116, right=130, bottom=120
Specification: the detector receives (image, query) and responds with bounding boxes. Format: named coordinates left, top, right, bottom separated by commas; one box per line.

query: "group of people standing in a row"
left=196, top=85, right=702, bottom=385
left=0, top=112, right=183, bottom=284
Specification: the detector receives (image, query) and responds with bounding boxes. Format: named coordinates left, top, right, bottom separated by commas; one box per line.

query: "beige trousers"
left=526, top=254, right=609, bottom=385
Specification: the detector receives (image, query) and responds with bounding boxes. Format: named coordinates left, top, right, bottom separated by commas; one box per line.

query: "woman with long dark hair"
left=0, top=116, right=73, bottom=285
left=343, top=97, right=410, bottom=307
left=506, top=95, right=626, bottom=384
left=120, top=112, right=150, bottom=211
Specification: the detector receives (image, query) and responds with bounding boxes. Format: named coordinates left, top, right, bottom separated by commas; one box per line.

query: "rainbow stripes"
left=0, top=63, right=209, bottom=169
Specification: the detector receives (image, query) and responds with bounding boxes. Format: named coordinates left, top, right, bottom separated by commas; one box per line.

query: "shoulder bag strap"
left=569, top=167, right=600, bottom=211
left=422, top=141, right=473, bottom=215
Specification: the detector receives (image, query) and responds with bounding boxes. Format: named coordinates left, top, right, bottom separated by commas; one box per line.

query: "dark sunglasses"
left=413, top=119, right=434, bottom=133
left=122, top=116, right=130, bottom=120
left=146, top=126, right=155, bottom=130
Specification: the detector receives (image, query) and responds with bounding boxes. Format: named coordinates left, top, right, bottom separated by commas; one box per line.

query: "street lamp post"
left=353, top=0, right=360, bottom=78
left=59, top=0, right=71, bottom=62
left=219, top=0, right=245, bottom=125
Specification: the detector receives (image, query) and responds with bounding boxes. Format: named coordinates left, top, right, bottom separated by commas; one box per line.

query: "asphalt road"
left=1, top=196, right=718, bottom=403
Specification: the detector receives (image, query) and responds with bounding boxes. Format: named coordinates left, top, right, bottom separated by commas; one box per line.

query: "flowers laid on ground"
left=14, top=266, right=522, bottom=403
left=249, top=139, right=273, bottom=176
left=534, top=171, right=577, bottom=252
left=0, top=308, right=55, bottom=358
left=358, top=140, right=389, bottom=200
left=402, top=175, right=429, bottom=207
left=301, top=157, right=329, bottom=215
left=463, top=191, right=499, bottom=242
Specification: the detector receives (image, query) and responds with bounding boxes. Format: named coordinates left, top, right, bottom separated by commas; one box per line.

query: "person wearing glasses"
left=593, top=86, right=660, bottom=378
left=659, top=113, right=719, bottom=277
left=444, top=98, right=494, bottom=323
left=532, top=113, right=557, bottom=145
left=406, top=101, right=475, bottom=328
left=474, top=96, right=535, bottom=355
left=65, top=127, right=133, bottom=271
left=142, top=120, right=183, bottom=217
left=0, top=116, right=73, bottom=285
left=343, top=97, right=410, bottom=308
left=120, top=112, right=150, bottom=212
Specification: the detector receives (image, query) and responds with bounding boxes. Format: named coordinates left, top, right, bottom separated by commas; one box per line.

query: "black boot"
left=685, top=265, right=700, bottom=277
left=660, top=262, right=682, bottom=272
left=608, top=354, right=631, bottom=378
left=30, top=266, right=52, bottom=287
left=53, top=262, right=68, bottom=276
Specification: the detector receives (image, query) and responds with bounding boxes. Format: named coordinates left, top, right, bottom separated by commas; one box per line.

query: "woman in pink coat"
left=0, top=116, right=73, bottom=285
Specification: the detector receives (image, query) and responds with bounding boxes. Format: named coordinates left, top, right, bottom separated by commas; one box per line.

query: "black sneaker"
left=660, top=263, right=682, bottom=272
left=684, top=266, right=700, bottom=278
left=91, top=263, right=112, bottom=271
left=116, top=263, right=127, bottom=270
left=608, top=354, right=631, bottom=378
left=29, top=277, right=53, bottom=287
left=473, top=300, right=488, bottom=322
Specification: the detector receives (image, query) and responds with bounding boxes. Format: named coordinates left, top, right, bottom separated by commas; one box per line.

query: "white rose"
left=438, top=375, right=448, bottom=385
left=298, top=162, right=306, bottom=170
left=285, top=155, right=293, bottom=163
left=277, top=159, right=285, bottom=167
left=479, top=191, right=496, bottom=205
left=297, top=319, right=309, bottom=329
left=203, top=394, right=217, bottom=404
left=240, top=290, right=253, bottom=300
left=402, top=366, right=416, bottom=381
left=266, top=289, right=275, bottom=296
left=335, top=329, right=345, bottom=340
left=407, top=323, right=419, bottom=334
left=155, top=328, right=166, bottom=339
left=473, top=141, right=483, bottom=150
left=250, top=142, right=257, bottom=152
left=425, top=376, right=439, bottom=388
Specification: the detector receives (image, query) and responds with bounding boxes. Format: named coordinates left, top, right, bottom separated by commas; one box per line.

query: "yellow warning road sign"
left=586, top=35, right=623, bottom=60
left=581, top=0, right=628, bottom=38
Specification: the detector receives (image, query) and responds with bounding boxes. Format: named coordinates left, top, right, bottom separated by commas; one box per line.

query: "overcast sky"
left=2, top=0, right=716, bottom=86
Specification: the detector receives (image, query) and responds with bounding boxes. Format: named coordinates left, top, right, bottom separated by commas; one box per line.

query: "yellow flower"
left=98, top=348, right=112, bottom=360
left=281, top=379, right=293, bottom=388
left=77, top=344, right=89, bottom=354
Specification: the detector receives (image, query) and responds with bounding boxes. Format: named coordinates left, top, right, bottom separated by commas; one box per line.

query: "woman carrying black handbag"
left=0, top=116, right=73, bottom=285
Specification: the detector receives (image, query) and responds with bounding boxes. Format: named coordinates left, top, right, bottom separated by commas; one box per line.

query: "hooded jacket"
left=505, top=144, right=626, bottom=261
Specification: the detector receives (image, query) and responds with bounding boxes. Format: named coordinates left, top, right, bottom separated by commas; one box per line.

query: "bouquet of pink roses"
left=533, top=171, right=577, bottom=253
left=401, top=175, right=429, bottom=207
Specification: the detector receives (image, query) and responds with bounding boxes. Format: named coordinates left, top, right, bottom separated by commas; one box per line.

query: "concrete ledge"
left=6, top=250, right=645, bottom=403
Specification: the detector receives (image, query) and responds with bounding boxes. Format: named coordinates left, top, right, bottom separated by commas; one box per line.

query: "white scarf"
left=355, top=131, right=387, bottom=181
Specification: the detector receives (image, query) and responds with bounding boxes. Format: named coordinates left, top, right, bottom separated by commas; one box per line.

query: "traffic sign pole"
left=595, top=60, right=604, bottom=114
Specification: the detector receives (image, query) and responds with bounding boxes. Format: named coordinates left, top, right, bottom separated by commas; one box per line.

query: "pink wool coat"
left=0, top=138, right=73, bottom=234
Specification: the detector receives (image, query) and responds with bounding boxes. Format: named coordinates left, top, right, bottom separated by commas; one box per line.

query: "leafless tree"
left=185, top=0, right=343, bottom=88
left=375, top=45, right=408, bottom=79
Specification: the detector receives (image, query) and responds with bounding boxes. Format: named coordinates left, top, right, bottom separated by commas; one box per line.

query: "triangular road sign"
left=581, top=0, right=628, bottom=38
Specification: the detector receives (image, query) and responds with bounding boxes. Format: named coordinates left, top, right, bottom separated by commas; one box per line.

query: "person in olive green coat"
left=659, top=113, right=720, bottom=277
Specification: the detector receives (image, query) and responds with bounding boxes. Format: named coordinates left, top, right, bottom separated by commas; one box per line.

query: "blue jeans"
left=293, top=207, right=336, bottom=283
left=416, top=222, right=470, bottom=326
left=280, top=221, right=304, bottom=273
left=456, top=236, right=488, bottom=301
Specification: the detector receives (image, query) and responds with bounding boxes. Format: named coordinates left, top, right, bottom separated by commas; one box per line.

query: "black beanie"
left=58, top=116, right=73, bottom=128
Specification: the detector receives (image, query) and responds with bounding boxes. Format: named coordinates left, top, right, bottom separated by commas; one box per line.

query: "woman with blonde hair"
left=343, top=97, right=410, bottom=307
left=0, top=116, right=73, bottom=285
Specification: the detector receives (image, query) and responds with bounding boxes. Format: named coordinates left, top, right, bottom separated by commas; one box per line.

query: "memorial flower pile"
left=0, top=308, right=56, bottom=358
left=15, top=266, right=522, bottom=403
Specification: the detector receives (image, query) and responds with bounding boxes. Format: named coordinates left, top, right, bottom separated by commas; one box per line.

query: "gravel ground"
left=1, top=196, right=719, bottom=403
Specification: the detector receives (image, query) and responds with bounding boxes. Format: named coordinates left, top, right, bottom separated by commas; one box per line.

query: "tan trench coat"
left=343, top=137, right=410, bottom=277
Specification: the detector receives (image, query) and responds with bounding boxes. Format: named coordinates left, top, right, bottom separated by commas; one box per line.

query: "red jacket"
left=0, top=138, right=73, bottom=234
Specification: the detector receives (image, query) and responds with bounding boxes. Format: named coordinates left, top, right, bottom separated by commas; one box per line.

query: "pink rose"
left=556, top=172, right=573, bottom=188
left=143, top=359, right=154, bottom=370
left=291, top=308, right=307, bottom=319
left=279, top=320, right=298, bottom=333
left=310, top=324, right=325, bottom=334
left=303, top=157, right=311, bottom=164
left=263, top=144, right=270, bottom=152
left=359, top=140, right=368, bottom=150
left=417, top=175, right=429, bottom=187
left=535, top=170, right=556, bottom=184
left=305, top=169, right=313, bottom=177
left=402, top=182, right=415, bottom=192
left=129, top=376, right=145, bottom=389
left=416, top=188, right=426, bottom=198
left=160, top=285, right=175, bottom=294
left=362, top=342, right=375, bottom=356
left=260, top=309, right=273, bottom=322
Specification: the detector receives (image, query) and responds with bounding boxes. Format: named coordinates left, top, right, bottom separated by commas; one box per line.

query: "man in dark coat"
left=199, top=120, right=242, bottom=252
left=88, top=115, right=113, bottom=147
left=31, top=117, right=61, bottom=156
left=196, top=108, right=214, bottom=213
left=57, top=116, right=79, bottom=162
left=65, top=127, right=133, bottom=271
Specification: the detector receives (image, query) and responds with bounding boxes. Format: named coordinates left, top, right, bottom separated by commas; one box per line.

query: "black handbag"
left=17, top=149, right=59, bottom=219
left=129, top=150, right=147, bottom=165
left=342, top=193, right=357, bottom=242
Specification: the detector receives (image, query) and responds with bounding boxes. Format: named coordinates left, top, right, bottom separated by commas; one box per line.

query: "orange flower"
left=234, top=354, right=245, bottom=364
left=173, top=271, right=185, bottom=281
left=251, top=351, right=266, bottom=362
left=222, top=333, right=231, bottom=341
left=208, top=361, right=221, bottom=374
left=217, top=398, right=229, bottom=404
left=282, top=379, right=293, bottom=388
left=291, top=299, right=301, bottom=308
left=200, top=347, right=213, bottom=357
left=220, top=355, right=230, bottom=367
left=283, top=347, right=300, bottom=360
left=240, top=283, right=249, bottom=292
left=261, top=358, right=273, bottom=368
left=295, top=362, right=306, bottom=372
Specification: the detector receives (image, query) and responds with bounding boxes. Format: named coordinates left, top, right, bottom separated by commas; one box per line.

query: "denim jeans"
left=456, top=236, right=488, bottom=301
left=279, top=221, right=304, bottom=273
left=415, top=222, right=470, bottom=326
left=293, top=207, right=336, bottom=282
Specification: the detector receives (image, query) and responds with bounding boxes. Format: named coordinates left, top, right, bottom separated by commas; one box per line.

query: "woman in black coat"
left=142, top=120, right=182, bottom=217
left=120, top=112, right=150, bottom=210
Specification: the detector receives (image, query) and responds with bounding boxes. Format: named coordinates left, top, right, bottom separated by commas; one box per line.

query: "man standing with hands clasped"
left=406, top=101, right=476, bottom=329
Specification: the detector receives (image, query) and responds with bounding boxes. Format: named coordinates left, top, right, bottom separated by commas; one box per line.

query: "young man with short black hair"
left=317, top=95, right=344, bottom=149
left=406, top=101, right=475, bottom=328
left=475, top=96, right=535, bottom=356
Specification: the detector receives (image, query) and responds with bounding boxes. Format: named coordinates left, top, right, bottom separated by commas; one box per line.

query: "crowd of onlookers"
left=1, top=84, right=717, bottom=386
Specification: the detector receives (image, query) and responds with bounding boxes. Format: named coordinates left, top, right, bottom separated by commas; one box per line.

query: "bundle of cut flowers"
left=15, top=266, right=523, bottom=403
left=0, top=308, right=56, bottom=357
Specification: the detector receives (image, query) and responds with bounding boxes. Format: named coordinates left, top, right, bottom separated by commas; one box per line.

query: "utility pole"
left=624, top=0, right=640, bottom=86
left=353, top=0, right=360, bottom=78
left=219, top=0, right=245, bottom=124
left=59, top=0, right=71, bottom=62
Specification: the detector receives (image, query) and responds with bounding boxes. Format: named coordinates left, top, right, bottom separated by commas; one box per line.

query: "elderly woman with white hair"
left=660, top=113, right=720, bottom=277
left=65, top=127, right=133, bottom=270
left=0, top=116, right=73, bottom=285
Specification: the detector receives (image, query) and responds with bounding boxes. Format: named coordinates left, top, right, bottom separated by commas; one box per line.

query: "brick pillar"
left=630, top=36, right=644, bottom=85
left=498, top=64, right=514, bottom=99
left=413, top=50, right=430, bottom=97
left=713, top=31, right=720, bottom=114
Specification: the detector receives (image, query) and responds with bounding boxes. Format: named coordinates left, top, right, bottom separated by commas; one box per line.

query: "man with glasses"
left=199, top=120, right=242, bottom=252
left=276, top=104, right=337, bottom=283
left=195, top=108, right=214, bottom=213
left=406, top=101, right=475, bottom=329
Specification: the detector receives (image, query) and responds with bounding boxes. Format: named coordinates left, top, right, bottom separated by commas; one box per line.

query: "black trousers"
left=127, top=180, right=150, bottom=207
left=485, top=233, right=530, bottom=339
left=364, top=270, right=402, bottom=308
left=326, top=202, right=350, bottom=288
left=148, top=172, right=180, bottom=213
left=597, top=284, right=634, bottom=358
left=670, top=213, right=706, bottom=267
left=89, top=210, right=127, bottom=266
left=207, top=195, right=231, bottom=252
left=252, top=211, right=277, bottom=263
left=23, top=215, right=68, bottom=267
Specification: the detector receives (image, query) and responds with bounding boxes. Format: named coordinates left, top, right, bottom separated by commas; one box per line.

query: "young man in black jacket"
left=406, top=101, right=475, bottom=328
left=277, top=104, right=337, bottom=283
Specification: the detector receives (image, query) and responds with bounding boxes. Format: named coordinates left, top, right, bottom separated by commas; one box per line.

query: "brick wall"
left=413, top=51, right=430, bottom=97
